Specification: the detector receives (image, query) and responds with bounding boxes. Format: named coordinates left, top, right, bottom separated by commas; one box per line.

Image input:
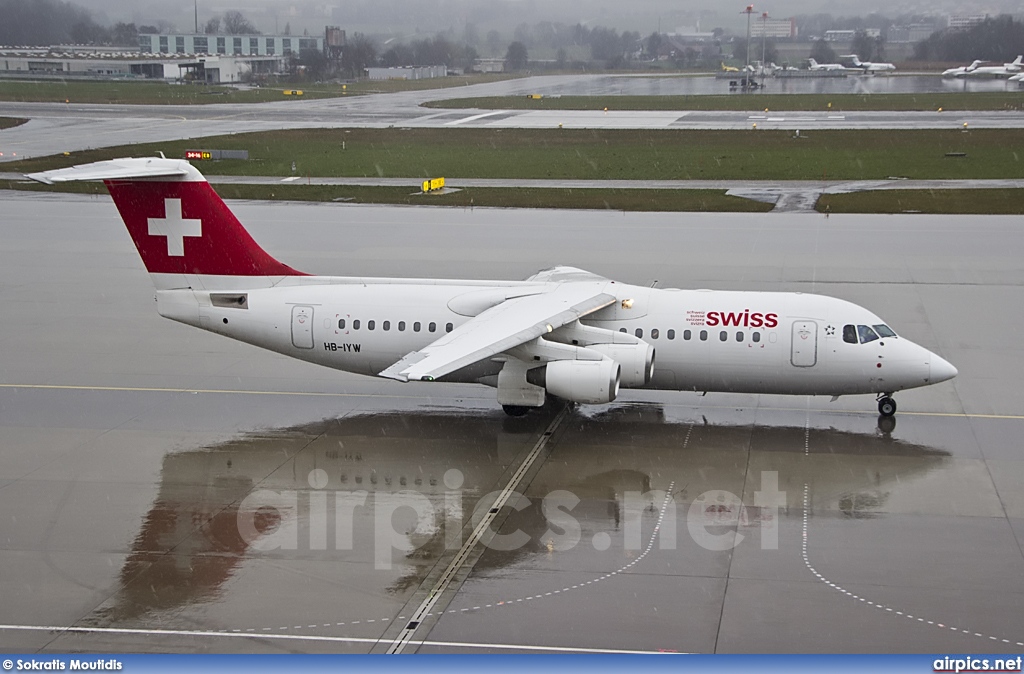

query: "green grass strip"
left=0, top=74, right=522, bottom=105
left=9, top=127, right=1024, bottom=182
left=817, top=188, right=1024, bottom=214
left=423, top=92, right=1024, bottom=112
left=0, top=180, right=771, bottom=212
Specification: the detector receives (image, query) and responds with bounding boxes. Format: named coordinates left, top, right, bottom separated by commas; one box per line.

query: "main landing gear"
left=502, top=405, right=531, bottom=417
left=877, top=393, right=897, bottom=417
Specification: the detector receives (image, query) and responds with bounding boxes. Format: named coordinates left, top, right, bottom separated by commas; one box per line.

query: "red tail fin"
left=27, top=158, right=305, bottom=284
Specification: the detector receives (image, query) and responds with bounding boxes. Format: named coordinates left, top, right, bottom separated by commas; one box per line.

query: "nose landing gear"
left=877, top=393, right=897, bottom=417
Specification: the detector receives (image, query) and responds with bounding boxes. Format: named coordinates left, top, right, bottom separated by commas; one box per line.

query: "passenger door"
left=791, top=320, right=817, bottom=367
left=291, top=305, right=314, bottom=349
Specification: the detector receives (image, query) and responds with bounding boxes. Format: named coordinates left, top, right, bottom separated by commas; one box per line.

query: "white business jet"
left=840, top=54, right=896, bottom=73
left=27, top=158, right=957, bottom=418
left=807, top=58, right=846, bottom=71
left=965, top=55, right=1024, bottom=78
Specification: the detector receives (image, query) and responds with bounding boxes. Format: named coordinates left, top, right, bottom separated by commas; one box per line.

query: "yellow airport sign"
left=422, top=177, right=445, bottom=192
left=283, top=90, right=304, bottom=96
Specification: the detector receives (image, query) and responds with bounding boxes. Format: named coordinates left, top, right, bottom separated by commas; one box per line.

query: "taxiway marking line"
left=3, top=383, right=1022, bottom=421
left=801, top=484, right=1024, bottom=648
left=386, top=405, right=571, bottom=654
left=444, top=111, right=507, bottom=126
left=0, top=624, right=667, bottom=653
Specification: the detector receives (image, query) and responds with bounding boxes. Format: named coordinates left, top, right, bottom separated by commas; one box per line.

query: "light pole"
left=742, top=5, right=754, bottom=89
left=761, top=12, right=768, bottom=88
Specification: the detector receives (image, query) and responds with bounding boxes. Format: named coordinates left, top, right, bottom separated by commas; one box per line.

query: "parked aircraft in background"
left=965, top=55, right=1022, bottom=78
left=807, top=58, right=846, bottom=71
left=942, top=60, right=983, bottom=78
left=27, top=158, right=958, bottom=418
left=840, top=54, right=896, bottom=72
left=944, top=56, right=1022, bottom=78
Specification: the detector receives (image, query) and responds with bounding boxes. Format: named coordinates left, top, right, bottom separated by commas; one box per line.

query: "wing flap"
left=380, top=282, right=616, bottom=382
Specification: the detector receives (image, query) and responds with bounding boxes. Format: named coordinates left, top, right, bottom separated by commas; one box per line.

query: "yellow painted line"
left=3, top=383, right=1023, bottom=420
left=622, top=400, right=1024, bottom=421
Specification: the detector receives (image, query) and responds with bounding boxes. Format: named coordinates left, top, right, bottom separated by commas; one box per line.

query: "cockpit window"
left=858, top=325, right=880, bottom=344
left=873, top=324, right=897, bottom=338
left=843, top=324, right=858, bottom=344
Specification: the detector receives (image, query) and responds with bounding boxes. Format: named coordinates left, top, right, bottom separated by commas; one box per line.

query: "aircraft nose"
left=929, top=353, right=958, bottom=383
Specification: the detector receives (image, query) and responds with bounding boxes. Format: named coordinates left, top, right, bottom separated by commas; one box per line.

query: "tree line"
left=914, top=16, right=1024, bottom=61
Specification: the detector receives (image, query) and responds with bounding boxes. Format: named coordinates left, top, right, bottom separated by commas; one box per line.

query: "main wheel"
left=502, top=405, right=530, bottom=417
left=878, top=397, right=897, bottom=417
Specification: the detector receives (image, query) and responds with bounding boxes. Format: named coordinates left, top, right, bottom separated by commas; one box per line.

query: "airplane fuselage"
left=157, top=278, right=948, bottom=399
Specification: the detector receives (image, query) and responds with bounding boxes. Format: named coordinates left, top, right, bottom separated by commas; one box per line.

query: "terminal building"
left=365, top=65, right=447, bottom=80
left=750, top=18, right=798, bottom=40
left=0, top=49, right=284, bottom=83
left=138, top=33, right=325, bottom=57
left=0, top=27, right=344, bottom=84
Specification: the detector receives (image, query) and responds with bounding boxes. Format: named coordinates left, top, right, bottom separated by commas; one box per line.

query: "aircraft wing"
left=523, top=266, right=609, bottom=283
left=379, top=282, right=616, bottom=382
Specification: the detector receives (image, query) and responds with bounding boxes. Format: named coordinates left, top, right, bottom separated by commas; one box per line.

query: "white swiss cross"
left=148, top=198, right=202, bottom=257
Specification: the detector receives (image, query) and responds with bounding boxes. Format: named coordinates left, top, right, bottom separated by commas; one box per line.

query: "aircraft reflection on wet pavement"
left=83, top=405, right=949, bottom=627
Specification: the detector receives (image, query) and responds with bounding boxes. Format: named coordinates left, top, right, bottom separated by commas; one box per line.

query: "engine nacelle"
left=543, top=358, right=620, bottom=404
left=587, top=342, right=654, bottom=387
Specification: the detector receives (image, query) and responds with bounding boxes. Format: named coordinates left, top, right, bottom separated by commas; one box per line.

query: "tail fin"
left=27, top=157, right=305, bottom=289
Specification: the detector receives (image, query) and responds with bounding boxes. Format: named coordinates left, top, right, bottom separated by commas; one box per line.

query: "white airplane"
left=1010, top=72, right=1024, bottom=83
left=26, top=157, right=958, bottom=418
left=807, top=57, right=846, bottom=71
left=954, top=55, right=1024, bottom=78
left=942, top=60, right=984, bottom=78
left=841, top=54, right=896, bottom=73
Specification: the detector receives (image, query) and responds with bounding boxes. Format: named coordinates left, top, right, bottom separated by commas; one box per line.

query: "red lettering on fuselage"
left=706, top=311, right=778, bottom=328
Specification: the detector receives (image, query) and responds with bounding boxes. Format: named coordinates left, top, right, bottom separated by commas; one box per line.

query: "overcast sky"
left=85, top=0, right=1019, bottom=36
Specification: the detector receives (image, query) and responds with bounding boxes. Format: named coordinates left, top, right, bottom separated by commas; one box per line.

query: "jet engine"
left=538, top=358, right=620, bottom=404
left=587, top=342, right=654, bottom=387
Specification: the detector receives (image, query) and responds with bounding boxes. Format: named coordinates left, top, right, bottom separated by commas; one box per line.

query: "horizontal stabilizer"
left=26, top=158, right=195, bottom=185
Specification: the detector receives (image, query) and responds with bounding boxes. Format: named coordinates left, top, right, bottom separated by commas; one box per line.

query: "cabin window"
left=858, top=324, right=879, bottom=344
left=683, top=329, right=691, bottom=341
left=736, top=331, right=744, bottom=342
left=843, top=324, right=858, bottom=344
left=353, top=320, right=360, bottom=330
left=700, top=330, right=708, bottom=341
left=429, top=322, right=437, bottom=333
left=619, top=327, right=627, bottom=333
left=720, top=331, right=728, bottom=342
left=368, top=320, right=375, bottom=331
left=413, top=321, right=421, bottom=332
left=667, top=329, right=675, bottom=340
left=383, top=321, right=390, bottom=331
left=651, top=328, right=660, bottom=339
left=752, top=332, right=761, bottom=343
left=338, top=319, right=346, bottom=329
left=873, top=324, right=897, bottom=338
left=635, top=328, right=643, bottom=338
left=398, top=321, right=406, bottom=331
left=446, top=322, right=454, bottom=333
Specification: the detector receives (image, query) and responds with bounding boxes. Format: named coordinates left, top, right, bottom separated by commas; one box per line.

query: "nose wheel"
left=877, top=394, right=897, bottom=417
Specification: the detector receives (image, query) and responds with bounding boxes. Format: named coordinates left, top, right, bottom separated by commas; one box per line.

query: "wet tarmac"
left=1, top=194, right=1022, bottom=653
left=1, top=73, right=1024, bottom=161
